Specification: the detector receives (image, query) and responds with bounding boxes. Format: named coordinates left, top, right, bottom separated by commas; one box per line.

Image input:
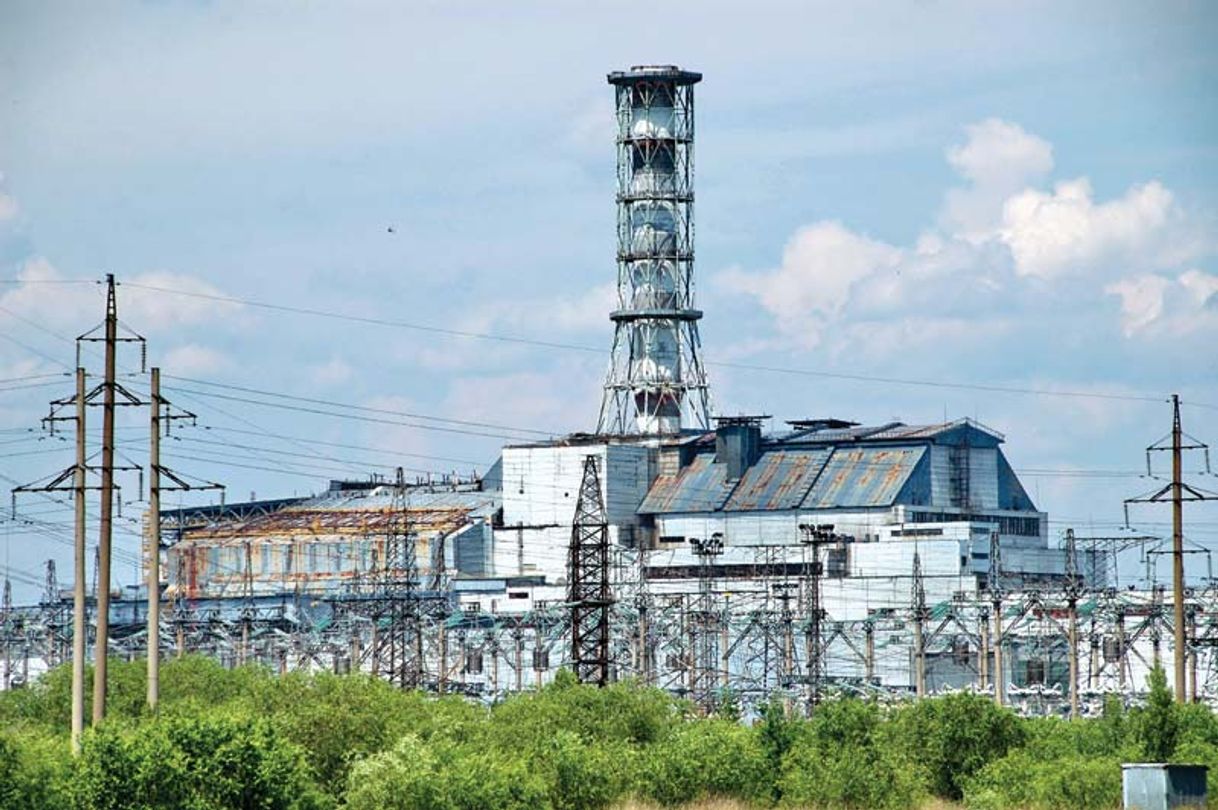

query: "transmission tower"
left=568, top=456, right=611, bottom=686
left=372, top=468, right=422, bottom=688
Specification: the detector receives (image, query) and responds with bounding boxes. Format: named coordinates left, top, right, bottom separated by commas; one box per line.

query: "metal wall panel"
left=970, top=447, right=999, bottom=509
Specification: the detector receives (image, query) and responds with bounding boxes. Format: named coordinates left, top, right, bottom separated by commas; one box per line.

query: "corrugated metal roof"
left=772, top=418, right=1004, bottom=446
left=724, top=449, right=832, bottom=512
left=802, top=446, right=926, bottom=508
left=638, top=454, right=733, bottom=514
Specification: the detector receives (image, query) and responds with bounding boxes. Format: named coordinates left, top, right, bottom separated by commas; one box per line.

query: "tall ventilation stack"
left=598, top=65, right=712, bottom=436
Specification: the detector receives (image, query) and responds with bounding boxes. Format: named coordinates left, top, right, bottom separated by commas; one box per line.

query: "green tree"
left=639, top=718, right=770, bottom=806
left=780, top=699, right=924, bottom=810
left=891, top=691, right=1024, bottom=800
left=72, top=710, right=325, bottom=810
left=0, top=729, right=73, bottom=810
left=1138, top=665, right=1179, bottom=762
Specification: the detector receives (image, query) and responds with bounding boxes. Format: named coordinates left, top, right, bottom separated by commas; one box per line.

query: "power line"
left=162, top=375, right=554, bottom=437
left=118, top=281, right=1212, bottom=407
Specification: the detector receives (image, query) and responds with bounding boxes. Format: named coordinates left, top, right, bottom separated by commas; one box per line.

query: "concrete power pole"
left=71, top=369, right=87, bottom=751
left=989, top=531, right=1004, bottom=707
left=1064, top=528, right=1082, bottom=719
left=11, top=367, right=94, bottom=751
left=92, top=274, right=118, bottom=726
left=147, top=368, right=161, bottom=710
left=1125, top=395, right=1217, bottom=703
left=912, top=551, right=928, bottom=700
left=1172, top=395, right=1185, bottom=701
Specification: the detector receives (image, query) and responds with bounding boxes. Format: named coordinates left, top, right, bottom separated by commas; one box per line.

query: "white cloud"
left=122, top=271, right=243, bottom=331
left=946, top=118, right=1054, bottom=189
left=723, top=118, right=1216, bottom=356
left=719, top=221, right=900, bottom=347
left=943, top=118, right=1053, bottom=236
left=160, top=343, right=228, bottom=375
left=0, top=259, right=244, bottom=340
left=1105, top=268, right=1218, bottom=337
left=1104, top=274, right=1170, bottom=336
left=309, top=356, right=353, bottom=387
left=1000, top=178, right=1191, bottom=279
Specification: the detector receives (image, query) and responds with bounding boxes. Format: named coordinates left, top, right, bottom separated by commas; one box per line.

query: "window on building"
left=825, top=546, right=849, bottom=578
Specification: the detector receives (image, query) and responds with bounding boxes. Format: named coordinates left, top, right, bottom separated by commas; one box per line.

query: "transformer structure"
left=598, top=65, right=711, bottom=435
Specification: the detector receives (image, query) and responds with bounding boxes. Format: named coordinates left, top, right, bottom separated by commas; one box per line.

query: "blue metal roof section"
left=893, top=449, right=933, bottom=507
left=723, top=449, right=833, bottom=511
left=802, top=446, right=927, bottom=509
left=997, top=451, right=1037, bottom=511
left=639, top=454, right=734, bottom=515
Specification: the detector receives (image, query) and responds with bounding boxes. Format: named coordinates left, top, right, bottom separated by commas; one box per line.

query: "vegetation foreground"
left=0, top=658, right=1214, bottom=809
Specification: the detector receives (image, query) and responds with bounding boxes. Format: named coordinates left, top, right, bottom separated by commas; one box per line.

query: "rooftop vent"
left=713, top=415, right=767, bottom=480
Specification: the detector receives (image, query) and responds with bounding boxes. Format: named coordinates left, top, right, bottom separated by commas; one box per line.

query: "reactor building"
left=156, top=65, right=1098, bottom=696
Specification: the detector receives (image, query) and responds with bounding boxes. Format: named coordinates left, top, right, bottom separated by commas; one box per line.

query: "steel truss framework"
left=8, top=545, right=1218, bottom=717
left=598, top=66, right=711, bottom=435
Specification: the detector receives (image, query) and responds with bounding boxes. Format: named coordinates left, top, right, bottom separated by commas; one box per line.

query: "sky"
left=1, top=1, right=1216, bottom=601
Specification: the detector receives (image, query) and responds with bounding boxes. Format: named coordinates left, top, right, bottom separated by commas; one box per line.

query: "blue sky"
left=1, top=1, right=1216, bottom=600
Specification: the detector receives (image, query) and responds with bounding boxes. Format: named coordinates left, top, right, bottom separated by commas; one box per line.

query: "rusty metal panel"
left=638, top=454, right=733, bottom=514
left=802, top=446, right=926, bottom=508
left=724, top=449, right=832, bottom=512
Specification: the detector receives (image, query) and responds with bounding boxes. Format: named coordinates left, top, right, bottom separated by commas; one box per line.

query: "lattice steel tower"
left=598, top=65, right=711, bottom=435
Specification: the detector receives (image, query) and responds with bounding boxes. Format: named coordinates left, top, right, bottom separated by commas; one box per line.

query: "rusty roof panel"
left=638, top=454, right=734, bottom=514
left=724, top=449, right=832, bottom=512
left=802, top=446, right=926, bottom=508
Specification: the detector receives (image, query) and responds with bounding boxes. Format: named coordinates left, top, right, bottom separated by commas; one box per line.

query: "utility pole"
left=147, top=368, right=161, bottom=708
left=1125, top=395, right=1217, bottom=703
left=1173, top=396, right=1185, bottom=701
left=145, top=367, right=215, bottom=709
left=799, top=523, right=842, bottom=712
left=1064, top=528, right=1082, bottom=719
left=989, top=531, right=1005, bottom=706
left=93, top=274, right=117, bottom=726
left=71, top=368, right=86, bottom=752
left=912, top=551, right=928, bottom=699
left=11, top=367, right=96, bottom=751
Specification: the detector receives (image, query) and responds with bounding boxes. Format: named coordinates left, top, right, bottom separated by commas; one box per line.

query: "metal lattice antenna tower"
left=569, top=456, right=611, bottom=686
left=598, top=65, right=711, bottom=435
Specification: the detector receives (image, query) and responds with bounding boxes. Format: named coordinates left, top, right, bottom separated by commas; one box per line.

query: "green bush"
left=72, top=709, right=325, bottom=810
left=637, top=718, right=770, bottom=806
left=890, top=691, right=1024, bottom=800
left=964, top=749, right=1121, bottom=810
left=0, top=728, right=73, bottom=809
left=344, top=733, right=550, bottom=810
left=779, top=699, right=924, bottom=810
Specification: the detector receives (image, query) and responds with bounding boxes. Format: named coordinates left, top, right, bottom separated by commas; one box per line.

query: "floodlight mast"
left=598, top=65, right=711, bottom=435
